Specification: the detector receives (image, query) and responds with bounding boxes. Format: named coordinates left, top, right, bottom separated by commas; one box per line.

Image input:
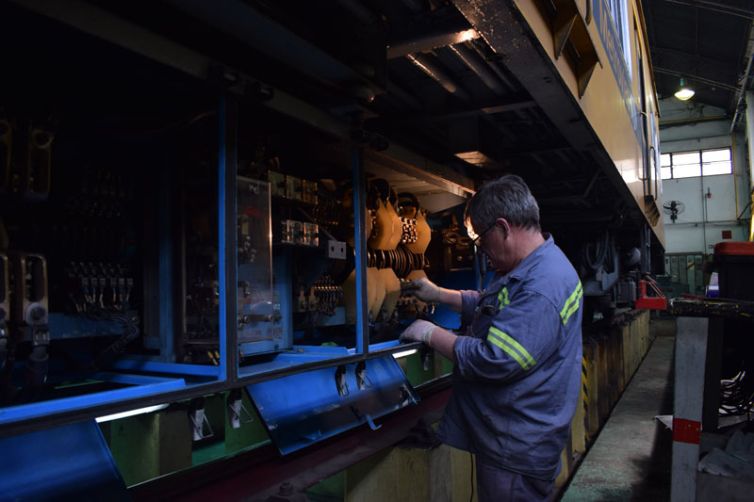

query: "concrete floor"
left=561, top=318, right=676, bottom=501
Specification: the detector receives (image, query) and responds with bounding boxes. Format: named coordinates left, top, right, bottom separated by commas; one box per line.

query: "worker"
left=400, top=174, right=582, bottom=502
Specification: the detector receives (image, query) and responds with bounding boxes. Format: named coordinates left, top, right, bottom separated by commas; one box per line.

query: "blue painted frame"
left=234, top=144, right=380, bottom=382
left=0, top=379, right=187, bottom=425
left=0, top=95, right=233, bottom=429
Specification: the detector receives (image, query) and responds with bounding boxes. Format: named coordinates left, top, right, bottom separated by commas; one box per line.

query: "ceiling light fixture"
left=674, top=77, right=695, bottom=101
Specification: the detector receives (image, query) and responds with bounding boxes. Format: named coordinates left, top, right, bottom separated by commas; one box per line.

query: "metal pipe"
left=448, top=43, right=505, bottom=95
left=406, top=53, right=470, bottom=100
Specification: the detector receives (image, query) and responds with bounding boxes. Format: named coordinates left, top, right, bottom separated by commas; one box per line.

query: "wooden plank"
left=346, top=445, right=477, bottom=502
left=571, top=367, right=587, bottom=455
left=597, top=336, right=610, bottom=423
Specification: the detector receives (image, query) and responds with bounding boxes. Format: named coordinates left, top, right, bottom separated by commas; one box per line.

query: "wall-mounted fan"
left=662, top=200, right=685, bottom=223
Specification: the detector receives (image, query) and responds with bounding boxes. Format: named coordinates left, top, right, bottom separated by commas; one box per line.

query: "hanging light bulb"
left=674, top=77, right=695, bottom=101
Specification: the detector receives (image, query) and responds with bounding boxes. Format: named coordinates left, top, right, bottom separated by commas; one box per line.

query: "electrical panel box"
left=0, top=1, right=476, bottom=433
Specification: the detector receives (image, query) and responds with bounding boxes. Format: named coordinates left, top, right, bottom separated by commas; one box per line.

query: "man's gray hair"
left=465, top=174, right=540, bottom=231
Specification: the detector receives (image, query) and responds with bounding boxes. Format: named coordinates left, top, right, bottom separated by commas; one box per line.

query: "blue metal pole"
left=351, top=147, right=369, bottom=355
left=218, top=94, right=238, bottom=383
left=158, top=154, right=175, bottom=361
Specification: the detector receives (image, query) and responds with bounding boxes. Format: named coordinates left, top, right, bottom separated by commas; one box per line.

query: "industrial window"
left=608, top=0, right=632, bottom=72
left=702, top=148, right=732, bottom=176
left=660, top=148, right=732, bottom=180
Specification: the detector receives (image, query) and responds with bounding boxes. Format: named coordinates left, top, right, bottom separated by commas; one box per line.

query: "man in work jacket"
left=400, top=174, right=582, bottom=502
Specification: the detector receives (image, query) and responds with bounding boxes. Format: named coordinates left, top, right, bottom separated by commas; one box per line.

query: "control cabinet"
left=0, top=2, right=475, bottom=449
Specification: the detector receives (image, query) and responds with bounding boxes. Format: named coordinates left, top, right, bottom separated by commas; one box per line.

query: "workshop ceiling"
left=643, top=0, right=754, bottom=113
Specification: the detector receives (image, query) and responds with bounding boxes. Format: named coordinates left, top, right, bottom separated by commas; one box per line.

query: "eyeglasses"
left=471, top=221, right=497, bottom=247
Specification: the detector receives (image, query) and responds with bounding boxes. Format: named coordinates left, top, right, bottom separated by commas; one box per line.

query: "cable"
left=719, top=369, right=754, bottom=417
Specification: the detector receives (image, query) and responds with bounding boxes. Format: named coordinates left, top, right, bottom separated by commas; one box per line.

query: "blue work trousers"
left=476, top=456, right=554, bottom=502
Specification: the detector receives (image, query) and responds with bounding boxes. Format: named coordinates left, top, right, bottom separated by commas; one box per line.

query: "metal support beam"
left=660, top=116, right=729, bottom=129
left=729, top=28, right=754, bottom=132
left=652, top=46, right=739, bottom=76
left=654, top=66, right=739, bottom=92
left=11, top=0, right=475, bottom=197
left=164, top=0, right=380, bottom=92
left=374, top=94, right=536, bottom=125
left=388, top=29, right=480, bottom=59
left=664, top=0, right=754, bottom=20
left=451, top=0, right=648, bottom=229
left=448, top=43, right=505, bottom=94
left=745, top=91, right=754, bottom=186
left=406, top=53, right=470, bottom=100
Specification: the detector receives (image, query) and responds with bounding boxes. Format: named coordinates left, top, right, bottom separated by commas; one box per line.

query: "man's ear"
left=497, top=218, right=511, bottom=239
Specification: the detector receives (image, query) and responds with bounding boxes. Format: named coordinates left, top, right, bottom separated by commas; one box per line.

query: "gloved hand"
left=402, top=277, right=440, bottom=303
left=399, top=319, right=436, bottom=345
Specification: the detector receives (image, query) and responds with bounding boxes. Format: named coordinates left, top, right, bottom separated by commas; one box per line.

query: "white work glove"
left=402, top=277, right=440, bottom=303
left=399, top=319, right=436, bottom=345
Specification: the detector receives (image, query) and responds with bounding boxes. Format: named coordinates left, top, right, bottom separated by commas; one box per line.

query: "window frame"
left=660, top=147, right=732, bottom=180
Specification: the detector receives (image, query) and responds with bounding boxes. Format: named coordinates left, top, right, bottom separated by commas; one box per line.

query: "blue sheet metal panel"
left=91, top=371, right=185, bottom=386
left=0, top=378, right=186, bottom=425
left=237, top=345, right=350, bottom=377
left=111, top=357, right=220, bottom=377
left=247, top=354, right=419, bottom=454
left=0, top=420, right=127, bottom=501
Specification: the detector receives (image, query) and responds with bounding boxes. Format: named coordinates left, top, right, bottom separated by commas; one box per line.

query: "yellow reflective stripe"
left=487, top=326, right=536, bottom=370
left=562, top=297, right=582, bottom=325
left=497, top=287, right=510, bottom=310
left=560, top=282, right=583, bottom=325
left=561, top=293, right=582, bottom=325
left=560, top=282, right=582, bottom=319
left=487, top=335, right=528, bottom=369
